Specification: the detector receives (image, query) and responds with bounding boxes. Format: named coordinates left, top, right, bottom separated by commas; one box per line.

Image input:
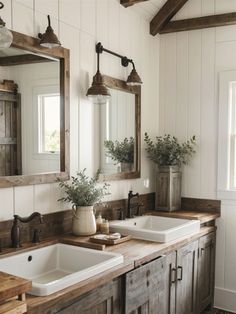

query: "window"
left=38, top=93, right=60, bottom=154
left=218, top=71, right=236, bottom=199
left=32, top=85, right=60, bottom=158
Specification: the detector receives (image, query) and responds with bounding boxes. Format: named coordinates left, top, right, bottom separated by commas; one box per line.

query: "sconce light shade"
left=87, top=70, right=111, bottom=105
left=126, top=68, right=142, bottom=86
left=38, top=15, right=61, bottom=49
left=0, top=3, right=13, bottom=49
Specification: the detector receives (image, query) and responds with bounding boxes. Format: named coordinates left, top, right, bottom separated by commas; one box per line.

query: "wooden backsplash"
left=0, top=193, right=220, bottom=249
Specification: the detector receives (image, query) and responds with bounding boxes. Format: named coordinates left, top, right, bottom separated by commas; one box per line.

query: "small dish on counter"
left=90, top=233, right=132, bottom=245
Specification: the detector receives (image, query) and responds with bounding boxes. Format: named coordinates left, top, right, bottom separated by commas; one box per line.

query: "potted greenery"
left=144, top=133, right=196, bottom=211
left=58, top=169, right=109, bottom=236
left=104, top=137, right=134, bottom=172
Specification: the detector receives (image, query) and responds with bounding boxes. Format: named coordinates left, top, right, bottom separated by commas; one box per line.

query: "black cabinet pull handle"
left=171, top=268, right=177, bottom=284
left=177, top=266, right=183, bottom=281
left=201, top=248, right=205, bottom=255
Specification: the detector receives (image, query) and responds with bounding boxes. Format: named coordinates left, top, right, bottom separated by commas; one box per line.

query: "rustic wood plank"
left=176, top=241, right=198, bottom=314
left=0, top=80, right=18, bottom=93
left=0, top=300, right=27, bottom=314
left=197, top=232, right=216, bottom=313
left=0, top=138, right=17, bottom=145
left=120, top=0, right=149, bottom=8
left=150, top=0, right=189, bottom=36
left=0, top=272, right=31, bottom=303
left=0, top=55, right=52, bottom=66
left=181, top=197, right=221, bottom=213
left=160, top=12, right=236, bottom=34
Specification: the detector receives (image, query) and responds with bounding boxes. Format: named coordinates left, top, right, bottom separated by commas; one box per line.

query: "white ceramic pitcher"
left=72, top=206, right=96, bottom=236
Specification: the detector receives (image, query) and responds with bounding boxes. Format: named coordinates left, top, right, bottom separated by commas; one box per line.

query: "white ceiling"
left=128, top=0, right=167, bottom=21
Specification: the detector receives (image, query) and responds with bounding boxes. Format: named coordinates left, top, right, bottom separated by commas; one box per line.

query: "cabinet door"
left=57, top=278, right=122, bottom=314
left=176, top=241, right=198, bottom=314
left=197, top=232, right=216, bottom=313
left=125, top=254, right=175, bottom=314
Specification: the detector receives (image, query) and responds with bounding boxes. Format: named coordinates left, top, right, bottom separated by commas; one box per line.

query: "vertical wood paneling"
left=200, top=28, right=216, bottom=199
left=186, top=30, right=201, bottom=197
left=163, top=33, right=177, bottom=135
left=176, top=32, right=188, bottom=195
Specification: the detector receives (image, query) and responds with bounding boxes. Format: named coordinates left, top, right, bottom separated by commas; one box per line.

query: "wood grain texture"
left=150, top=0, right=189, bottom=35
left=120, top=0, right=149, bottom=8
left=181, top=197, right=221, bottom=213
left=57, top=278, right=123, bottom=314
left=197, top=232, right=216, bottom=313
left=0, top=272, right=31, bottom=303
left=160, top=12, right=236, bottom=34
left=176, top=240, right=198, bottom=314
left=0, top=300, right=27, bottom=314
left=155, top=166, right=181, bottom=211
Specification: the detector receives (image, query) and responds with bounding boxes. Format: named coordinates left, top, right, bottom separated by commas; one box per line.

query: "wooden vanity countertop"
left=26, top=225, right=216, bottom=313
left=145, top=210, right=220, bottom=224
left=0, top=211, right=219, bottom=313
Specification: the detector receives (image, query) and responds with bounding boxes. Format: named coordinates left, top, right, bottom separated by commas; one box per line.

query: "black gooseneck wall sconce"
left=38, top=15, right=61, bottom=49
left=87, top=42, right=142, bottom=104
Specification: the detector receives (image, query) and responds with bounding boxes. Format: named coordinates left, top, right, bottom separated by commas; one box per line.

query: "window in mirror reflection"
left=99, top=89, right=135, bottom=175
left=38, top=93, right=60, bottom=154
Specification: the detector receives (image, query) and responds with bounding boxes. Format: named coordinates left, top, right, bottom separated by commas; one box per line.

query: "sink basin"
left=0, top=243, right=123, bottom=296
left=109, top=215, right=200, bottom=243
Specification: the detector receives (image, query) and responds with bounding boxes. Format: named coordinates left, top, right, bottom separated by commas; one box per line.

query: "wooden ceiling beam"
left=160, top=12, right=236, bottom=34
left=120, top=0, right=149, bottom=8
left=150, top=0, right=188, bottom=36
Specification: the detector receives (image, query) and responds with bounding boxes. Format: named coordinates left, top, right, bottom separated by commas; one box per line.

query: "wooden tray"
left=89, top=234, right=132, bottom=245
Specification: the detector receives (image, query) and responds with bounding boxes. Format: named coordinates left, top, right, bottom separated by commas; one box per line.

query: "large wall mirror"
left=0, top=31, right=69, bottom=187
left=98, top=75, right=141, bottom=181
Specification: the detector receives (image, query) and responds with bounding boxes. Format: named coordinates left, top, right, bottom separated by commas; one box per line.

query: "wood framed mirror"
left=0, top=30, right=69, bottom=187
left=97, top=75, right=141, bottom=181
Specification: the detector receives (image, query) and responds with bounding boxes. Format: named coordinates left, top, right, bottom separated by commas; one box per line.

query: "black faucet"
left=127, top=190, right=139, bottom=218
left=11, top=212, right=44, bottom=248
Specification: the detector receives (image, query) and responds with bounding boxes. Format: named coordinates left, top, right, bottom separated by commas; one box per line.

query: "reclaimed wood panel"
left=0, top=300, right=27, bottom=314
left=0, top=272, right=31, bottom=303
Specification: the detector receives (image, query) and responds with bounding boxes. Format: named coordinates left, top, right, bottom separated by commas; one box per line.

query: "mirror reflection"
left=100, top=88, right=135, bottom=175
left=0, top=47, right=60, bottom=176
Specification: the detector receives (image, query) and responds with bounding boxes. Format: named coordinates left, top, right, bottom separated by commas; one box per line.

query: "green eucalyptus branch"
left=144, top=133, right=196, bottom=167
left=104, top=137, right=134, bottom=164
left=57, top=169, right=110, bottom=207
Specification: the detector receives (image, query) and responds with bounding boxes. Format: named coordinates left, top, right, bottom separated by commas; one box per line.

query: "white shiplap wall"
left=160, top=0, right=236, bottom=311
left=0, top=0, right=159, bottom=219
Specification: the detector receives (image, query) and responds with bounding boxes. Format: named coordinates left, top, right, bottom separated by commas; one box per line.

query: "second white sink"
left=109, top=215, right=200, bottom=243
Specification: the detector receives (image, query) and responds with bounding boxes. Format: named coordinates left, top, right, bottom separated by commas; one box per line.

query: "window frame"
left=218, top=71, right=236, bottom=199
left=33, top=85, right=60, bottom=160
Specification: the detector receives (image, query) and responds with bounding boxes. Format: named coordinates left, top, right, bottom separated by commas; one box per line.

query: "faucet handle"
left=32, top=229, right=41, bottom=243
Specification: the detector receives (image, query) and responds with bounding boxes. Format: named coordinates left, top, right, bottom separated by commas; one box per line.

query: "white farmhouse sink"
left=0, top=243, right=123, bottom=296
left=110, top=215, right=200, bottom=243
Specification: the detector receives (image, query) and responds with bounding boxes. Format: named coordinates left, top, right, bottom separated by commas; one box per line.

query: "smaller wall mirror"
left=97, top=75, right=141, bottom=181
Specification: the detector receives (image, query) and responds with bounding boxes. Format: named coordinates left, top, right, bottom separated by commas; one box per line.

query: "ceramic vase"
left=72, top=206, right=96, bottom=236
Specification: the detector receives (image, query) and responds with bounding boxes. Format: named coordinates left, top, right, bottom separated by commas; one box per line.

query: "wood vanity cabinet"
left=197, top=232, right=216, bottom=313
left=57, top=278, right=123, bottom=314
left=175, top=240, right=198, bottom=314
left=125, top=233, right=215, bottom=314
left=56, top=232, right=216, bottom=314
